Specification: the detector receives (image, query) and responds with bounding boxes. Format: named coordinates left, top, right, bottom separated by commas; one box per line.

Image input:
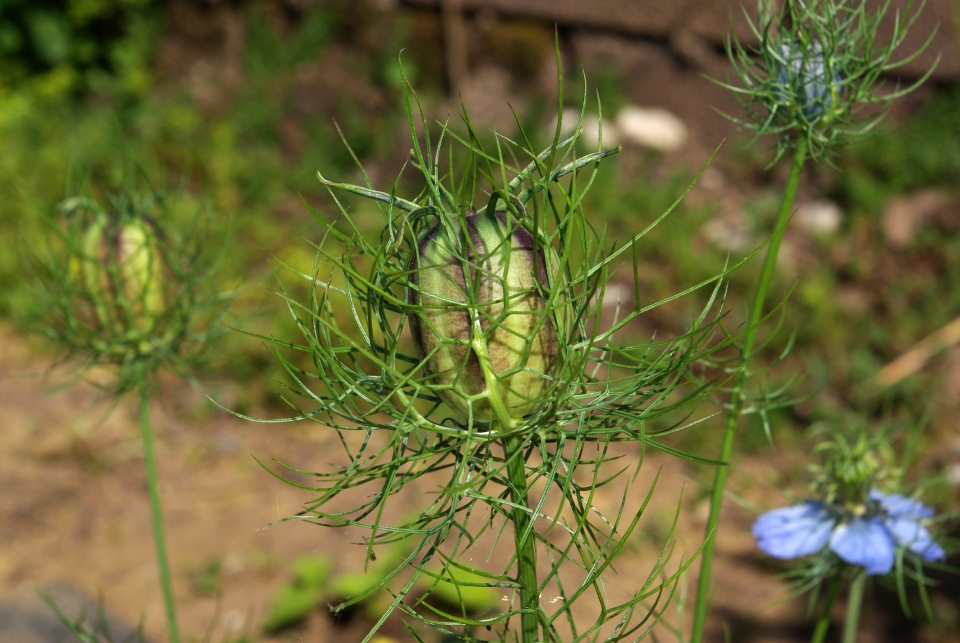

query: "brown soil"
left=3, top=321, right=954, bottom=643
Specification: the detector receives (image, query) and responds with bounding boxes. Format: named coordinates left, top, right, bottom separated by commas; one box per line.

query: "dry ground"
left=0, top=322, right=953, bottom=643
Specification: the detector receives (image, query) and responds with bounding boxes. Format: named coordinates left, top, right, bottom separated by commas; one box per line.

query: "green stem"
left=842, top=573, right=866, bottom=643
left=503, top=433, right=540, bottom=643
left=690, top=138, right=808, bottom=643
left=138, top=373, right=181, bottom=643
left=811, top=572, right=843, bottom=643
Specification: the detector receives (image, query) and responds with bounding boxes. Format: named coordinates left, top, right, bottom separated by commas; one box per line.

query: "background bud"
left=82, top=214, right=165, bottom=340
left=409, top=211, right=568, bottom=423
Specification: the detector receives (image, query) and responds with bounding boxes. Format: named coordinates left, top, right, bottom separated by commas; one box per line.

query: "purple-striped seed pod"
left=81, top=215, right=165, bottom=339
left=409, top=211, right=569, bottom=423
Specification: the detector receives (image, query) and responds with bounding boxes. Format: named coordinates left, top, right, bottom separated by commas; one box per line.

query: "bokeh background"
left=1, top=1, right=960, bottom=642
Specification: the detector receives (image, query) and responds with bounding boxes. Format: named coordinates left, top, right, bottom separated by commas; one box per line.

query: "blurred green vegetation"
left=1, top=2, right=959, bottom=445
left=0, top=1, right=416, bottom=398
left=0, top=0, right=158, bottom=98
left=261, top=547, right=500, bottom=634
left=840, top=86, right=960, bottom=211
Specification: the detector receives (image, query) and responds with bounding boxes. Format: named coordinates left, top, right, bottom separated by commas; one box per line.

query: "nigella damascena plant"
left=26, top=190, right=230, bottom=640
left=690, top=5, right=938, bottom=637
left=750, top=429, right=950, bottom=642
left=773, top=39, right=838, bottom=123
left=28, top=192, right=228, bottom=393
left=721, top=0, right=936, bottom=159
left=242, top=69, right=734, bottom=643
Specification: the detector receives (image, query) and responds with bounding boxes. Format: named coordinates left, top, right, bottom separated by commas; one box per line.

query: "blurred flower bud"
left=717, top=0, right=936, bottom=159
left=409, top=211, right=569, bottom=423
left=81, top=214, right=165, bottom=341
left=773, top=40, right=839, bottom=122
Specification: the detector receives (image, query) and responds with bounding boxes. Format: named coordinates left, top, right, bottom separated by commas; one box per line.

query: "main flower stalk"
left=810, top=573, right=843, bottom=643
left=503, top=432, right=540, bottom=642
left=842, top=573, right=866, bottom=643
left=691, top=137, right=808, bottom=641
left=138, top=371, right=181, bottom=643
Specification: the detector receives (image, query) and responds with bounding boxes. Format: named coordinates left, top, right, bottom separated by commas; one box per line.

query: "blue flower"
left=868, top=489, right=946, bottom=562
left=753, top=489, right=946, bottom=575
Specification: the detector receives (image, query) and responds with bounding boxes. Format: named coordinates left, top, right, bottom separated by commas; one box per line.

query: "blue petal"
left=753, top=502, right=835, bottom=560
left=869, top=489, right=935, bottom=520
left=829, top=517, right=896, bottom=575
left=884, top=516, right=946, bottom=562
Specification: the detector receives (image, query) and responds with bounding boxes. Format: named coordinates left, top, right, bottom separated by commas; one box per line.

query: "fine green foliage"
left=23, top=189, right=233, bottom=395
left=717, top=0, right=937, bottom=163
left=233, top=45, right=748, bottom=641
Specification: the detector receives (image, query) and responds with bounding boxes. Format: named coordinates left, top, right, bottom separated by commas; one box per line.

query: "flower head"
left=26, top=191, right=230, bottom=394
left=408, top=210, right=569, bottom=423
left=772, top=40, right=839, bottom=123
left=753, top=488, right=946, bottom=575
left=81, top=210, right=165, bottom=342
left=719, top=0, right=936, bottom=160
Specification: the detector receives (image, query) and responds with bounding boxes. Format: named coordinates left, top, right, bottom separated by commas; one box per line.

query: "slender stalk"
left=811, top=572, right=843, bottom=643
left=503, top=433, right=540, bottom=643
left=138, top=373, right=181, bottom=643
left=474, top=311, right=539, bottom=641
left=841, top=573, right=865, bottom=643
left=690, top=137, right=808, bottom=643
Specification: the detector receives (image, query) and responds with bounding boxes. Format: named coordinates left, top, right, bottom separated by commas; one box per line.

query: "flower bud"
left=773, top=40, right=839, bottom=122
left=409, top=212, right=568, bottom=423
left=81, top=215, right=165, bottom=339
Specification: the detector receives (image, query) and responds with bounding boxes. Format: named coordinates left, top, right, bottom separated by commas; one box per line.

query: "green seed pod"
left=409, top=211, right=569, bottom=424
left=81, top=215, right=165, bottom=339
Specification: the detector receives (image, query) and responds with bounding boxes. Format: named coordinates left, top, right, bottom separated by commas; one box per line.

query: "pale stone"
left=702, top=215, right=751, bottom=252
left=795, top=199, right=843, bottom=234
left=947, top=463, right=960, bottom=488
left=615, top=105, right=688, bottom=151
left=580, top=113, right=620, bottom=148
left=550, top=108, right=619, bottom=149
left=698, top=167, right=725, bottom=191
left=882, top=189, right=947, bottom=248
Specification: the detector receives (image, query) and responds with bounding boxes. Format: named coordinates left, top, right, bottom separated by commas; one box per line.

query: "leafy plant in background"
left=841, top=84, right=960, bottom=213
left=0, top=0, right=163, bottom=318
left=0, top=0, right=159, bottom=99
left=262, top=538, right=501, bottom=633
left=0, top=1, right=404, bottom=327
left=261, top=555, right=333, bottom=633
left=235, top=49, right=751, bottom=642
left=25, top=189, right=233, bottom=643
left=753, top=427, right=951, bottom=643
left=690, top=1, right=939, bottom=641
